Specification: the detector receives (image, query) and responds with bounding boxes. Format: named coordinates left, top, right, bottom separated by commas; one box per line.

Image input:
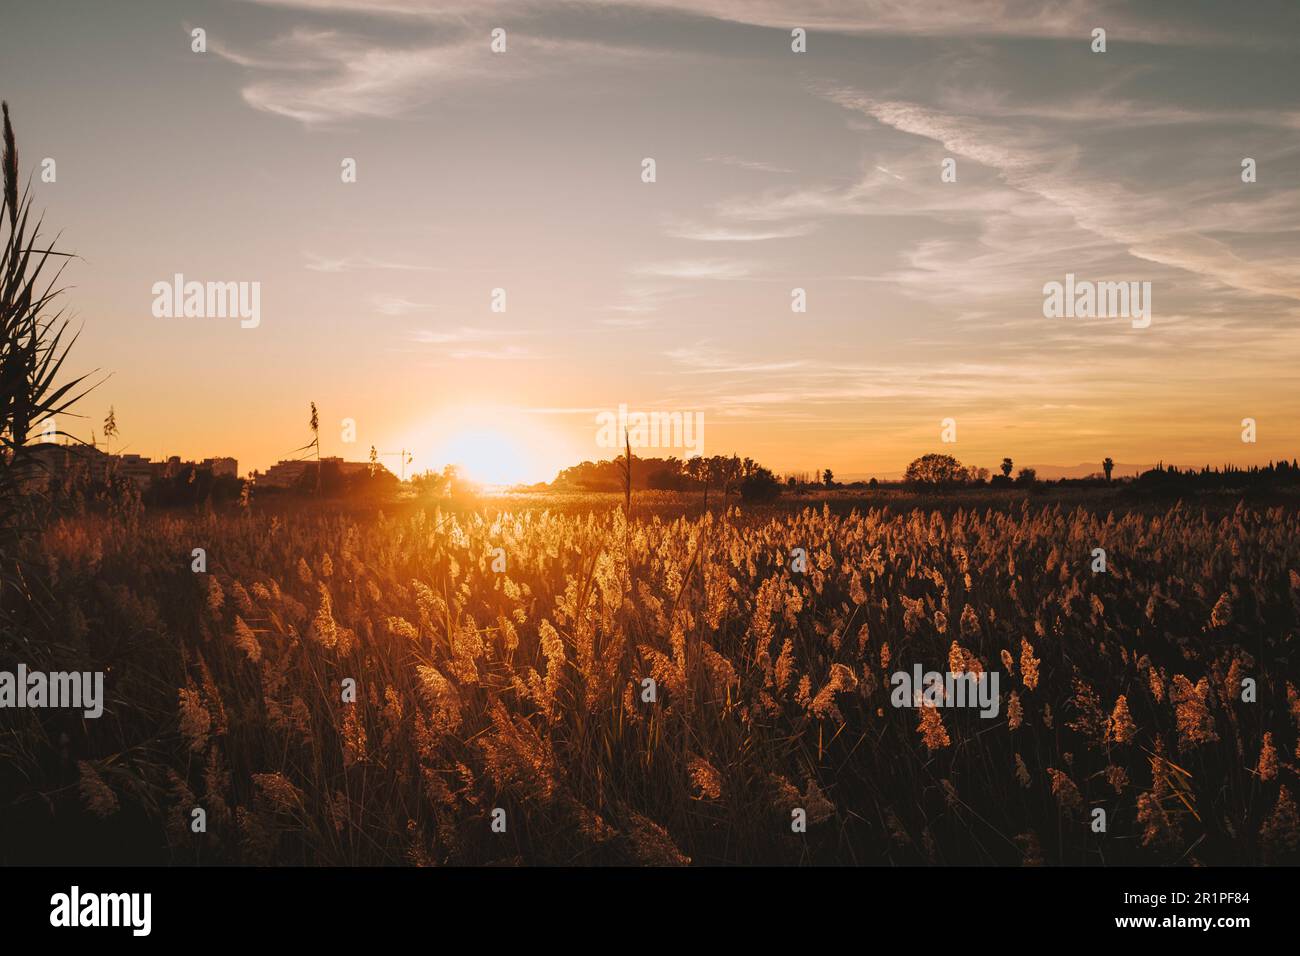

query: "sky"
left=3, top=0, right=1299, bottom=483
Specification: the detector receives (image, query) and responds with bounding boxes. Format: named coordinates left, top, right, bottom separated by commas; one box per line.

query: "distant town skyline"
left=32, top=434, right=1300, bottom=487
left=5, top=0, right=1300, bottom=483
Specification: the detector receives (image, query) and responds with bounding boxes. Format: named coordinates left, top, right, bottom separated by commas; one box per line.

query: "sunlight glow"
left=412, top=408, right=576, bottom=487
left=440, top=428, right=531, bottom=486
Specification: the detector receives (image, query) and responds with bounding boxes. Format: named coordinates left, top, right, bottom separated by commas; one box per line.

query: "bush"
left=739, top=466, right=781, bottom=501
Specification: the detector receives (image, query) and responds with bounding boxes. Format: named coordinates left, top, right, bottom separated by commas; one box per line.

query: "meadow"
left=2, top=491, right=1297, bottom=866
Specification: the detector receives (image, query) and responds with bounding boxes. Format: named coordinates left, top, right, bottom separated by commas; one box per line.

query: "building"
left=258, top=456, right=394, bottom=489
left=201, top=457, right=238, bottom=478
left=116, top=453, right=154, bottom=490
left=158, top=455, right=187, bottom=479
left=151, top=455, right=239, bottom=483
left=260, top=459, right=312, bottom=488
left=18, top=445, right=239, bottom=491
left=21, top=442, right=111, bottom=488
left=339, top=460, right=380, bottom=478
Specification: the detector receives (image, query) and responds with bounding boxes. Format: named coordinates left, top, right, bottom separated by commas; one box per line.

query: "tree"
left=1000, top=457, right=1013, bottom=478
left=904, top=453, right=968, bottom=488
left=1015, top=466, right=1037, bottom=486
left=647, top=465, right=687, bottom=491
left=685, top=455, right=711, bottom=508
left=739, top=465, right=781, bottom=502
left=822, top=468, right=834, bottom=488
left=1103, top=457, right=1114, bottom=483
left=717, top=454, right=741, bottom=505
left=410, top=468, right=450, bottom=498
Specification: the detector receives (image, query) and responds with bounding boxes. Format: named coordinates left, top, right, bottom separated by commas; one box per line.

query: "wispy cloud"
left=212, top=30, right=491, bottom=124
left=304, top=252, right=437, bottom=273
left=409, top=326, right=535, bottom=360
left=410, top=326, right=523, bottom=345
left=214, top=19, right=671, bottom=125
left=826, top=91, right=1300, bottom=303
left=703, top=154, right=793, bottom=174
left=658, top=341, right=1083, bottom=416
left=634, top=259, right=754, bottom=280
left=597, top=315, right=657, bottom=328
left=664, top=219, right=815, bottom=242
left=373, top=294, right=437, bottom=316
left=235, top=0, right=1276, bottom=45
left=442, top=345, right=535, bottom=360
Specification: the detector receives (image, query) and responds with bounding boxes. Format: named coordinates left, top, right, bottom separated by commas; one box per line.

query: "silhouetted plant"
left=0, top=101, right=95, bottom=600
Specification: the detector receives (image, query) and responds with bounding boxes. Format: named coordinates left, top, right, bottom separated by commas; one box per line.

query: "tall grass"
left=3, top=496, right=1297, bottom=865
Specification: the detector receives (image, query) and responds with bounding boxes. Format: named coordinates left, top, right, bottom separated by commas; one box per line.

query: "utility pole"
left=377, top=449, right=414, bottom=481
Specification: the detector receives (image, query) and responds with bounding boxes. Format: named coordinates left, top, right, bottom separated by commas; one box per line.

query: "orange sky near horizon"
left=5, top=0, right=1300, bottom=484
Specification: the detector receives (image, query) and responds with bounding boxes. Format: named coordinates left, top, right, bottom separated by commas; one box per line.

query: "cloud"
left=663, top=344, right=806, bottom=374
left=409, top=326, right=535, bottom=360
left=234, top=0, right=1269, bottom=45
left=214, top=20, right=670, bottom=125
left=373, top=294, right=436, bottom=315
left=443, top=346, right=535, bottom=360
left=657, top=342, right=1088, bottom=417
left=634, top=259, right=754, bottom=280
left=521, top=406, right=607, bottom=415
left=600, top=284, right=695, bottom=321
left=703, top=154, right=793, bottom=174
left=304, top=252, right=436, bottom=272
left=410, top=326, right=523, bottom=345
left=826, top=91, right=1300, bottom=303
left=687, top=82, right=1300, bottom=321
left=597, top=315, right=657, bottom=328
left=664, top=220, right=815, bottom=241
left=217, top=2, right=1293, bottom=126
left=212, top=30, right=490, bottom=124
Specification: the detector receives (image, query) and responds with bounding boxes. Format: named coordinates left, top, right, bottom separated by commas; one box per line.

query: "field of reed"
left=3, top=495, right=1298, bottom=865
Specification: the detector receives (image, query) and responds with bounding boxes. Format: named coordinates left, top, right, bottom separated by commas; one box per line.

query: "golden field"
left=3, top=494, right=1298, bottom=865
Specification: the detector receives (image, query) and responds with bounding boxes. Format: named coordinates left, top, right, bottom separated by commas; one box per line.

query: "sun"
left=411, top=408, right=576, bottom=488
left=439, top=427, right=533, bottom=487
